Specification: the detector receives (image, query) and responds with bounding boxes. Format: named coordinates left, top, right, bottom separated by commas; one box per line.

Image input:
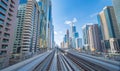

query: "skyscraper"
left=99, top=6, right=120, bottom=39
left=0, top=0, right=19, bottom=68
left=66, top=29, right=69, bottom=48
left=13, top=4, right=26, bottom=54
left=82, top=24, right=91, bottom=50
left=47, top=0, right=54, bottom=48
left=38, top=0, right=53, bottom=48
left=112, top=0, right=120, bottom=33
left=72, top=26, right=76, bottom=37
left=76, top=38, right=82, bottom=49
left=98, top=6, right=120, bottom=53
left=66, top=29, right=69, bottom=42
left=51, top=25, right=55, bottom=48
left=88, top=24, right=102, bottom=52
left=21, top=0, right=41, bottom=56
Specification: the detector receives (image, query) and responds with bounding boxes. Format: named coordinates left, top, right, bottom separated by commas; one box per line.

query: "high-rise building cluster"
left=61, top=23, right=82, bottom=49
left=0, top=0, right=54, bottom=69
left=82, top=1, right=120, bottom=53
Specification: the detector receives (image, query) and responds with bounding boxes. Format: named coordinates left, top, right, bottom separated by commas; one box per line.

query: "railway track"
left=66, top=52, right=110, bottom=71
left=57, top=51, right=79, bottom=71
left=57, top=53, right=62, bottom=71
left=60, top=54, right=75, bottom=71
left=33, top=51, right=55, bottom=71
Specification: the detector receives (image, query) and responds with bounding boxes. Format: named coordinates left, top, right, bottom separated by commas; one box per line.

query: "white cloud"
left=73, top=18, right=77, bottom=23
left=54, top=31, right=58, bottom=35
left=65, top=18, right=77, bottom=25
left=65, top=20, right=72, bottom=25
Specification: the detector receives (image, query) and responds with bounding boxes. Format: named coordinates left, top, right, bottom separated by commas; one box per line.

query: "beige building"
left=98, top=6, right=120, bottom=53
left=21, top=0, right=40, bottom=57
left=88, top=24, right=101, bottom=52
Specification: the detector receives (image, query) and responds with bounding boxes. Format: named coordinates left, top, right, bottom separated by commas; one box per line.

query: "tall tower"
left=13, top=4, right=26, bottom=54
left=82, top=24, right=91, bottom=50
left=38, top=0, right=53, bottom=48
left=66, top=29, right=69, bottom=48
left=0, top=0, right=19, bottom=68
left=88, top=24, right=102, bottom=52
left=98, top=6, right=120, bottom=53
left=112, top=0, right=120, bottom=33
left=21, top=0, right=40, bottom=56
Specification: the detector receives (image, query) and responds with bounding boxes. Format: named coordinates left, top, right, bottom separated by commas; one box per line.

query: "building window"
left=10, top=4, right=14, bottom=8
left=0, top=25, right=3, bottom=30
left=0, top=1, right=8, bottom=8
left=0, top=7, right=6, bottom=14
left=2, top=38, right=9, bottom=43
left=1, top=50, right=7, bottom=54
left=4, top=33, right=10, bottom=37
left=2, top=45, right=8, bottom=49
left=8, top=13, right=13, bottom=17
left=11, top=0, right=15, bottom=5
left=7, top=18, right=12, bottom=22
left=9, top=8, right=14, bottom=12
left=4, top=0, right=9, bottom=3
left=0, top=13, right=5, bottom=20
left=0, top=31, right=2, bottom=36
left=0, top=19, right=4, bottom=24
left=5, top=28, right=10, bottom=32
left=6, top=23, right=11, bottom=27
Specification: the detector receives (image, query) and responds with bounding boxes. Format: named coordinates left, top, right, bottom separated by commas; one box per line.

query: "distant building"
left=66, top=29, right=69, bottom=43
left=66, top=29, right=69, bottom=48
left=73, top=32, right=79, bottom=48
left=98, top=6, right=120, bottom=53
left=76, top=38, right=82, bottom=49
left=82, top=24, right=91, bottom=50
left=69, top=37, right=72, bottom=48
left=74, top=32, right=79, bottom=38
left=72, top=26, right=76, bottom=37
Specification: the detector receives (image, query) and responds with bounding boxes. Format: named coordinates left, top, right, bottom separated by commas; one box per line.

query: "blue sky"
left=52, top=0, right=112, bottom=45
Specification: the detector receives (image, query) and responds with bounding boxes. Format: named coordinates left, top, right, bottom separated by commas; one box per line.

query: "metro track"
left=57, top=51, right=79, bottom=71
left=65, top=52, right=111, bottom=71
left=33, top=51, right=55, bottom=71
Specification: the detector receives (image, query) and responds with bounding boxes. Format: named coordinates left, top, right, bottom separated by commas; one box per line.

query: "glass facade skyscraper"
left=38, top=0, right=54, bottom=48
left=112, top=0, right=120, bottom=33
left=82, top=24, right=91, bottom=49
left=98, top=6, right=120, bottom=40
left=98, top=6, right=120, bottom=53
